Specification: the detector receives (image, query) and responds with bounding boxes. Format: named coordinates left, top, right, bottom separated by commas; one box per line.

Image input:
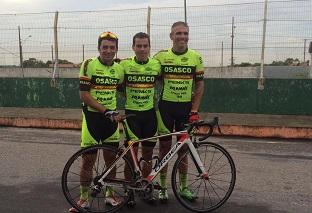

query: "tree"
left=23, top=58, right=48, bottom=68
left=58, top=59, right=73, bottom=64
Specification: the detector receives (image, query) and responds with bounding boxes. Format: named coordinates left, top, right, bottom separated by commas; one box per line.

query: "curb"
left=0, top=118, right=81, bottom=129
left=1, top=117, right=311, bottom=140
left=217, top=125, right=312, bottom=140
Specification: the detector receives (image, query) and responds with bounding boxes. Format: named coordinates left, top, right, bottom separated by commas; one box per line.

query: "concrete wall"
left=1, top=66, right=311, bottom=79
left=205, top=66, right=312, bottom=79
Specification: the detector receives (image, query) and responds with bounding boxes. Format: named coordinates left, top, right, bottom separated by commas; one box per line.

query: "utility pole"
left=18, top=26, right=23, bottom=71
left=184, top=0, right=187, bottom=23
left=231, top=17, right=235, bottom=66
left=51, top=45, right=54, bottom=62
left=309, top=41, right=312, bottom=65
left=258, top=0, right=268, bottom=90
left=82, top=44, right=85, bottom=61
left=304, top=39, right=307, bottom=63
left=221, top=41, right=224, bottom=67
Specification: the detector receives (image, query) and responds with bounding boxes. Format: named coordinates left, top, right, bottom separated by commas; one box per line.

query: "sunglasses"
left=99, top=31, right=118, bottom=40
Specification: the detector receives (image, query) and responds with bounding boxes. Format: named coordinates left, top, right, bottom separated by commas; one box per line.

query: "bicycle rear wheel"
left=171, top=142, right=236, bottom=212
left=62, top=144, right=135, bottom=213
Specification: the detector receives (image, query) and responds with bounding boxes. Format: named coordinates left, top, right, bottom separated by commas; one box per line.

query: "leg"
left=156, top=101, right=175, bottom=202
left=141, top=144, right=154, bottom=178
left=174, top=102, right=195, bottom=200
left=140, top=109, right=158, bottom=178
left=123, top=110, right=141, bottom=181
left=80, top=151, right=97, bottom=200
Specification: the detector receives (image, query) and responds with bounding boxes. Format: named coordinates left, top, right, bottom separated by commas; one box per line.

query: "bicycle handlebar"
left=186, top=117, right=222, bottom=141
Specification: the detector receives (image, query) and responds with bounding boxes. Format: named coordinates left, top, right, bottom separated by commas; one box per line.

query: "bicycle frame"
left=96, top=129, right=209, bottom=188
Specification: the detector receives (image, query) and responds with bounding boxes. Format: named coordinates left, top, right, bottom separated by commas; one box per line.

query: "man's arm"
left=191, top=80, right=204, bottom=112
left=80, top=91, right=107, bottom=113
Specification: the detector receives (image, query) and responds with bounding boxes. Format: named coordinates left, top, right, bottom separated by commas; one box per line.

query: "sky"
left=0, top=0, right=251, bottom=13
left=0, top=0, right=311, bottom=66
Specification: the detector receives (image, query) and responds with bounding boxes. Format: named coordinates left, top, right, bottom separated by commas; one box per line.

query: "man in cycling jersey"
left=154, top=21, right=205, bottom=202
left=69, top=31, right=124, bottom=212
left=120, top=32, right=161, bottom=203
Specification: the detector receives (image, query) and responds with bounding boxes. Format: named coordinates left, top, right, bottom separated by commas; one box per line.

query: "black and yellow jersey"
left=154, top=48, right=204, bottom=102
left=79, top=57, right=124, bottom=112
left=120, top=57, right=161, bottom=111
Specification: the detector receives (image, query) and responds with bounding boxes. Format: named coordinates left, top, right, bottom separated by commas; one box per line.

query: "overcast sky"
left=0, top=0, right=251, bottom=13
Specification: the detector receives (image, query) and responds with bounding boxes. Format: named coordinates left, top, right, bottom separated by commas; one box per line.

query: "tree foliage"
left=234, top=58, right=302, bottom=67
left=22, top=58, right=73, bottom=68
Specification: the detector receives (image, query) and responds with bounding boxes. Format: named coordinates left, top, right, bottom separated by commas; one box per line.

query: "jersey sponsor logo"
left=199, top=56, right=203, bottom=64
left=162, top=65, right=195, bottom=75
left=181, top=57, right=189, bottom=62
left=110, top=69, right=115, bottom=74
left=96, top=96, right=113, bottom=102
left=130, top=94, right=150, bottom=100
left=164, top=59, right=174, bottom=63
left=126, top=75, right=155, bottom=83
left=129, top=89, right=152, bottom=94
left=169, top=85, right=188, bottom=91
left=95, top=90, right=115, bottom=95
left=145, top=67, right=152, bottom=71
left=167, top=80, right=190, bottom=85
left=92, top=76, right=119, bottom=86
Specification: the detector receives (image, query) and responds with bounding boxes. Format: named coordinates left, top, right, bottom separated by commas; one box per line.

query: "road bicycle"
left=62, top=116, right=236, bottom=213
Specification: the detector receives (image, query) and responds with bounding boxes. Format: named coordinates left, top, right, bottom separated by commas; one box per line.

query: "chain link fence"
left=0, top=0, right=311, bottom=68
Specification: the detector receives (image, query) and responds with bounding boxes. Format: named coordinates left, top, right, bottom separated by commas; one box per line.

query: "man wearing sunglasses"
left=120, top=32, right=161, bottom=204
left=154, top=21, right=205, bottom=202
left=69, top=31, right=124, bottom=212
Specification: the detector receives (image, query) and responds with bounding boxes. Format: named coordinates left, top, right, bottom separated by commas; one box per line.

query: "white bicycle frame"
left=97, top=130, right=209, bottom=187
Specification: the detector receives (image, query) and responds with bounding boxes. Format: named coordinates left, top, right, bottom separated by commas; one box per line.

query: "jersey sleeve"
left=79, top=59, right=92, bottom=91
left=119, top=59, right=127, bottom=68
left=195, top=52, right=204, bottom=81
left=117, top=64, right=125, bottom=84
left=153, top=50, right=166, bottom=62
left=155, top=59, right=162, bottom=76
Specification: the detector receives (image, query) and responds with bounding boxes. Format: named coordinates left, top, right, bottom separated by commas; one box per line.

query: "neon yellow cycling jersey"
left=120, top=57, right=161, bottom=111
left=79, top=57, right=124, bottom=112
left=154, top=48, right=204, bottom=102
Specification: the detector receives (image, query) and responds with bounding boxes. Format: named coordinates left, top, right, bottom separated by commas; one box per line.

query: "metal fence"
left=0, top=0, right=311, bottom=68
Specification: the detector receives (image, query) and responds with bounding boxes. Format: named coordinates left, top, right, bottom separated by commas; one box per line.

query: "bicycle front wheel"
left=62, top=144, right=135, bottom=213
left=171, top=142, right=236, bottom=212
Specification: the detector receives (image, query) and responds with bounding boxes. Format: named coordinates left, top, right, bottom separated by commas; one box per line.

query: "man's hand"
left=189, top=111, right=200, bottom=123
left=104, top=110, right=121, bottom=122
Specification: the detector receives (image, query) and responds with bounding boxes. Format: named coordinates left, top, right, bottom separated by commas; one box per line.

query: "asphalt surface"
left=0, top=127, right=311, bottom=213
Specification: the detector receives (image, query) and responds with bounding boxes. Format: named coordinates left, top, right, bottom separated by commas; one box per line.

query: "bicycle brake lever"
left=217, top=123, right=223, bottom=135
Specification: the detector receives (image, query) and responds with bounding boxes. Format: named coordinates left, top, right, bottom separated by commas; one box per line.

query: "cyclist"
left=154, top=21, right=205, bottom=202
left=69, top=31, right=124, bottom=212
left=120, top=32, right=161, bottom=203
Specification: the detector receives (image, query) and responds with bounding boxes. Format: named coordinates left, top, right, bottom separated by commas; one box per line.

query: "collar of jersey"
left=171, top=47, right=188, bottom=56
left=98, top=56, right=114, bottom=66
left=134, top=56, right=149, bottom=65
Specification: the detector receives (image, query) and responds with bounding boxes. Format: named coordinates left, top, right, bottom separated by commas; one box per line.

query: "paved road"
left=0, top=127, right=311, bottom=213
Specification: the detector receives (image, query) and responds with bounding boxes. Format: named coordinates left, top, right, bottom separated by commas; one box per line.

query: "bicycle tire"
left=62, top=144, right=135, bottom=213
left=171, top=142, right=236, bottom=212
